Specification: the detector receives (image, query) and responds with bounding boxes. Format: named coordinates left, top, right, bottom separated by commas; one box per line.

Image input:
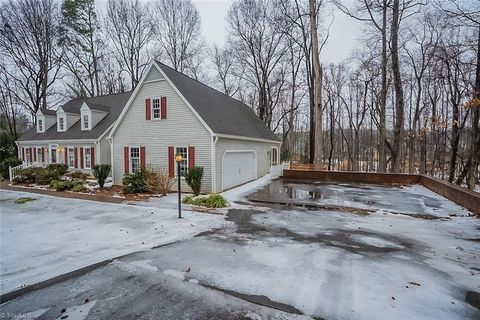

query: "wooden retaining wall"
left=282, top=169, right=480, bottom=215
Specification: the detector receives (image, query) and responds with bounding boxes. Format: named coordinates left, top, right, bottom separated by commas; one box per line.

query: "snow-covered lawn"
left=0, top=190, right=227, bottom=295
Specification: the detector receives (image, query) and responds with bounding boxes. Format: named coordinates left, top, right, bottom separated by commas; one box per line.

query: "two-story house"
left=16, top=60, right=281, bottom=193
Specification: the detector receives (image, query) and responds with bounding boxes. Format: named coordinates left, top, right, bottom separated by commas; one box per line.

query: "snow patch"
left=54, top=300, right=96, bottom=320
left=163, top=269, right=185, bottom=281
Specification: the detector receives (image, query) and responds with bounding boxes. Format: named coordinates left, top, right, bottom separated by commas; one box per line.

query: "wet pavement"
left=247, top=179, right=469, bottom=218
left=1, top=180, right=479, bottom=320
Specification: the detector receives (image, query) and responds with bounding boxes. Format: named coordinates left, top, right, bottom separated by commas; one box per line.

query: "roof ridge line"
left=155, top=60, right=251, bottom=110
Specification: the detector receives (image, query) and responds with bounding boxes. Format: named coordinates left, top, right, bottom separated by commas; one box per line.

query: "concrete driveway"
left=1, top=180, right=479, bottom=320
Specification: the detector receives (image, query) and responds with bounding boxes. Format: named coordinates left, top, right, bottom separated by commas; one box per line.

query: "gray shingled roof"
left=38, top=108, right=57, bottom=116
left=18, top=92, right=132, bottom=141
left=156, top=61, right=280, bottom=142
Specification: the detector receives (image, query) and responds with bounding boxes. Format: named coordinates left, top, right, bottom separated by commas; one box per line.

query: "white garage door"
left=222, top=151, right=256, bottom=190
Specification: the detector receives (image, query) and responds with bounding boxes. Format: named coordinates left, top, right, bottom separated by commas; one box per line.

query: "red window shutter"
left=64, top=147, right=68, bottom=165
left=34, top=148, right=37, bottom=161
left=29, top=148, right=33, bottom=162
left=74, top=147, right=78, bottom=168
left=168, top=146, right=175, bottom=177
left=22, top=148, right=25, bottom=161
left=140, top=146, right=146, bottom=168
left=124, top=146, right=129, bottom=174
left=42, top=147, right=45, bottom=162
left=188, top=146, right=195, bottom=168
left=91, top=147, right=95, bottom=167
left=145, top=98, right=151, bottom=120
left=161, top=96, right=167, bottom=119
left=80, top=147, right=84, bottom=169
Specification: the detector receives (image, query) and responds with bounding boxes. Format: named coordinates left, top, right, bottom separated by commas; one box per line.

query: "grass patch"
left=182, top=193, right=228, bottom=208
left=15, top=197, right=37, bottom=204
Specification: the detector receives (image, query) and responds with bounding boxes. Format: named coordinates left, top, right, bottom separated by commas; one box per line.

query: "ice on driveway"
left=0, top=190, right=227, bottom=294
left=118, top=205, right=479, bottom=319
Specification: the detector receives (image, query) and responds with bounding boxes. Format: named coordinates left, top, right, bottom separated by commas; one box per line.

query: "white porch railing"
left=270, top=161, right=290, bottom=178
left=9, top=161, right=46, bottom=181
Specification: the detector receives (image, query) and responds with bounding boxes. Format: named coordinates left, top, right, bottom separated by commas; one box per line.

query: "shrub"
left=182, top=193, right=228, bottom=208
left=13, top=167, right=44, bottom=184
left=123, top=167, right=148, bottom=194
left=49, top=179, right=74, bottom=191
left=92, top=164, right=111, bottom=188
left=72, top=183, right=89, bottom=193
left=0, top=157, right=22, bottom=179
left=66, top=170, right=89, bottom=181
left=46, top=164, right=68, bottom=177
left=184, top=166, right=204, bottom=196
left=145, top=166, right=175, bottom=195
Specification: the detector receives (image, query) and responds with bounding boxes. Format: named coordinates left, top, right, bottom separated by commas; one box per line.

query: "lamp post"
left=175, top=153, right=183, bottom=219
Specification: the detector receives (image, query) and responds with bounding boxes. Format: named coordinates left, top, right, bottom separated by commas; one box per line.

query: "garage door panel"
left=222, top=151, right=256, bottom=190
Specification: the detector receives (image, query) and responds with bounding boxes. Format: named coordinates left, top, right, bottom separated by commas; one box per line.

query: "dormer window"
left=37, top=116, right=45, bottom=133
left=58, top=116, right=66, bottom=131
left=81, top=111, right=91, bottom=130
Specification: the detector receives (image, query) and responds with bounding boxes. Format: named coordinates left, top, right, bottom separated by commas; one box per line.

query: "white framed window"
left=50, top=144, right=57, bottom=163
left=37, top=117, right=44, bottom=133
left=84, top=147, right=91, bottom=169
left=36, top=147, right=42, bottom=163
left=270, top=147, right=278, bottom=166
left=24, top=147, right=31, bottom=163
left=58, top=116, right=66, bottom=131
left=68, top=147, right=75, bottom=168
left=152, top=98, right=161, bottom=119
left=175, top=146, right=188, bottom=177
left=83, top=113, right=89, bottom=130
left=130, top=146, right=140, bottom=173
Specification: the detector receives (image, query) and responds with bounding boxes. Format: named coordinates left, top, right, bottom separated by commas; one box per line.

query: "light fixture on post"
left=175, top=153, right=183, bottom=219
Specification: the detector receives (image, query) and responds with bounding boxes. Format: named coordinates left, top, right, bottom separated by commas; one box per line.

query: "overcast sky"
left=96, top=0, right=363, bottom=64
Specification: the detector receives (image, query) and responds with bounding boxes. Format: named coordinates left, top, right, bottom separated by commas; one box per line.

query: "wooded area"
left=0, top=0, right=479, bottom=190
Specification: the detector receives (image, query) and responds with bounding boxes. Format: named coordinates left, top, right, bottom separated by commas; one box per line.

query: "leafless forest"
left=0, top=0, right=479, bottom=189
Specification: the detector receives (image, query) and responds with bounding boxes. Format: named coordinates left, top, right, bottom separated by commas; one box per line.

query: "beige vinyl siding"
left=145, top=66, right=164, bottom=81
left=214, top=137, right=279, bottom=192
left=112, top=74, right=212, bottom=192
left=98, top=135, right=111, bottom=165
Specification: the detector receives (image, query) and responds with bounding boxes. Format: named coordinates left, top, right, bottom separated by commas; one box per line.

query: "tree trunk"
left=378, top=0, right=388, bottom=173
left=310, top=0, right=323, bottom=165
left=467, top=26, right=480, bottom=189
left=390, top=0, right=405, bottom=173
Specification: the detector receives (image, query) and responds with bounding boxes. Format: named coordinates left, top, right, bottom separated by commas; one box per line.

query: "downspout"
left=211, top=135, right=218, bottom=193
left=95, top=140, right=101, bottom=164
left=108, top=136, right=115, bottom=184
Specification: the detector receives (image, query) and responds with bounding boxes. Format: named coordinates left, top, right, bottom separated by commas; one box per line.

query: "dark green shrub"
left=182, top=193, right=228, bottom=208
left=49, top=179, right=74, bottom=191
left=184, top=166, right=204, bottom=196
left=123, top=167, right=148, bottom=194
left=0, top=157, right=21, bottom=179
left=93, top=164, right=111, bottom=188
left=13, top=167, right=42, bottom=184
left=46, top=164, right=68, bottom=177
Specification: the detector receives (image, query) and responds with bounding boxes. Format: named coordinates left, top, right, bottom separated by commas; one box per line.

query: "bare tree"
left=153, top=0, right=204, bottom=76
left=105, top=0, right=153, bottom=89
left=0, top=0, right=61, bottom=117
left=211, top=45, right=241, bottom=97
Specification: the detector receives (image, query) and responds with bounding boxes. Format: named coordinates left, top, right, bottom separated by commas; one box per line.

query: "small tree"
left=92, top=164, right=111, bottom=188
left=145, top=166, right=175, bottom=196
left=184, top=166, right=203, bottom=196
